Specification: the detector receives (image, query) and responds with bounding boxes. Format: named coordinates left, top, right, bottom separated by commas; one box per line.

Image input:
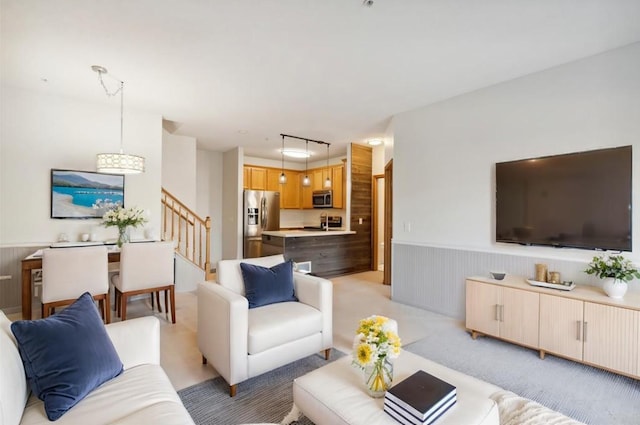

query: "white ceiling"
left=2, top=0, right=640, bottom=161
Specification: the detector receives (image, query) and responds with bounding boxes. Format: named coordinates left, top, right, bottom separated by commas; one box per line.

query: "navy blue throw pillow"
left=10, top=292, right=123, bottom=421
left=240, top=260, right=298, bottom=308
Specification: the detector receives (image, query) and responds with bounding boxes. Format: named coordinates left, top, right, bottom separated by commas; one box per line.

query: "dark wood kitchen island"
left=261, top=230, right=359, bottom=278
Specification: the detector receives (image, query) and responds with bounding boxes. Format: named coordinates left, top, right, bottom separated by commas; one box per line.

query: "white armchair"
left=198, top=254, right=332, bottom=397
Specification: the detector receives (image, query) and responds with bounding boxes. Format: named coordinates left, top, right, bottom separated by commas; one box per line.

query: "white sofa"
left=198, top=254, right=333, bottom=396
left=0, top=311, right=194, bottom=425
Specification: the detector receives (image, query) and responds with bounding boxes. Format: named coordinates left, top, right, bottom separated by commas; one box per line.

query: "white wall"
left=196, top=149, right=223, bottom=266
left=384, top=119, right=395, bottom=166
left=372, top=144, right=385, bottom=175
left=393, top=42, right=640, bottom=263
left=222, top=147, right=243, bottom=259
left=0, top=86, right=162, bottom=246
left=391, top=43, right=640, bottom=318
left=162, top=131, right=196, bottom=208
left=244, top=155, right=345, bottom=170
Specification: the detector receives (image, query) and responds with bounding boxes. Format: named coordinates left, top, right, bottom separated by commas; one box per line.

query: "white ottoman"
left=293, top=350, right=500, bottom=425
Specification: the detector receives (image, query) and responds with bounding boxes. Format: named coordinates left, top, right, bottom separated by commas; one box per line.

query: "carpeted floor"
left=178, top=349, right=345, bottom=425
left=405, top=326, right=640, bottom=425
left=180, top=330, right=640, bottom=425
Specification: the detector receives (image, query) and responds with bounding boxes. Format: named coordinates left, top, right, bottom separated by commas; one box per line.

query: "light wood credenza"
left=466, top=275, right=640, bottom=380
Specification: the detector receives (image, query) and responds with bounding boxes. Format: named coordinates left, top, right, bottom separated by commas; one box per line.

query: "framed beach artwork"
left=50, top=169, right=125, bottom=219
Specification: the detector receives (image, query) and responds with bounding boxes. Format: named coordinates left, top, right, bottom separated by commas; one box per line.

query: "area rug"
left=178, top=349, right=345, bottom=425
left=405, top=327, right=640, bottom=425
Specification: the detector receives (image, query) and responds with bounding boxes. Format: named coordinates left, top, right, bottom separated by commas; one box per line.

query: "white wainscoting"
left=0, top=246, right=46, bottom=313
left=391, top=243, right=636, bottom=320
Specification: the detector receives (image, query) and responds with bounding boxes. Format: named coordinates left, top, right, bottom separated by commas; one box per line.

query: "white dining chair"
left=41, top=246, right=110, bottom=323
left=112, top=241, right=176, bottom=323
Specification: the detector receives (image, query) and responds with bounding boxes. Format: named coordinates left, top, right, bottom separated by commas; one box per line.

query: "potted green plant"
left=585, top=253, right=640, bottom=299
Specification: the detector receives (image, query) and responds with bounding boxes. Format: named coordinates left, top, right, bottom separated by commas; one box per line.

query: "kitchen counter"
left=262, top=229, right=356, bottom=237
left=260, top=230, right=361, bottom=277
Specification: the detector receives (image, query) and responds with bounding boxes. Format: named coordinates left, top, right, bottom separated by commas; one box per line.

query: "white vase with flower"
left=351, top=315, right=401, bottom=398
left=585, top=253, right=640, bottom=299
left=102, top=206, right=148, bottom=247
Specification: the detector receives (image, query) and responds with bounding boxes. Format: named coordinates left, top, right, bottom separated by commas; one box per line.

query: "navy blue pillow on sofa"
left=10, top=292, right=123, bottom=421
left=240, top=260, right=298, bottom=308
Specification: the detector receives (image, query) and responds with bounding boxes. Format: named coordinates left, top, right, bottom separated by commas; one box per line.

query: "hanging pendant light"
left=93, top=66, right=145, bottom=174
left=279, top=134, right=287, bottom=184
left=324, top=144, right=332, bottom=188
left=302, top=140, right=311, bottom=187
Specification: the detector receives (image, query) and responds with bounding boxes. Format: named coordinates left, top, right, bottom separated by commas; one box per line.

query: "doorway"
left=372, top=158, right=393, bottom=285
left=383, top=159, right=393, bottom=285
left=372, top=174, right=385, bottom=273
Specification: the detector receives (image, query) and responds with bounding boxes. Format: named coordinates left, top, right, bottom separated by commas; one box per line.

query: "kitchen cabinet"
left=301, top=173, right=313, bottom=209
left=281, top=170, right=300, bottom=209
left=540, top=294, right=639, bottom=376
left=246, top=164, right=344, bottom=210
left=331, top=165, right=344, bottom=209
left=266, top=169, right=281, bottom=192
left=312, top=169, right=325, bottom=191
left=267, top=168, right=300, bottom=209
left=243, top=166, right=266, bottom=190
left=466, top=279, right=539, bottom=348
left=301, top=166, right=344, bottom=210
left=246, top=166, right=294, bottom=208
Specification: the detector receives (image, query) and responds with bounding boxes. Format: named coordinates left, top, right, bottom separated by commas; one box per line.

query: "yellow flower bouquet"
left=352, top=315, right=401, bottom=397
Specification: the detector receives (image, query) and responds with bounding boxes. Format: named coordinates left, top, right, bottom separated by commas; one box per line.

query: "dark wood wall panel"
left=279, top=234, right=364, bottom=277
left=350, top=144, right=373, bottom=273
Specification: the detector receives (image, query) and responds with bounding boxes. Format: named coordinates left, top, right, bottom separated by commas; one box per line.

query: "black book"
left=385, top=370, right=457, bottom=421
left=384, top=397, right=457, bottom=425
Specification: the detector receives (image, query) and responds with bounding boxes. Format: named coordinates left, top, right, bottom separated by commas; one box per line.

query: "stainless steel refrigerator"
left=243, top=190, right=281, bottom=258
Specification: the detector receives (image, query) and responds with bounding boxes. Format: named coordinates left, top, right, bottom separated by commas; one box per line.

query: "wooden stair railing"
left=161, top=188, right=213, bottom=281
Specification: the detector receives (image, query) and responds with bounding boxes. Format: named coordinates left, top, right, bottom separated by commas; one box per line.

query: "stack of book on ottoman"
left=384, top=370, right=457, bottom=425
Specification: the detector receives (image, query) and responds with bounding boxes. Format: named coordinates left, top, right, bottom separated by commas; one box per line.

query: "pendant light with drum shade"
left=279, top=134, right=287, bottom=184
left=93, top=65, right=145, bottom=174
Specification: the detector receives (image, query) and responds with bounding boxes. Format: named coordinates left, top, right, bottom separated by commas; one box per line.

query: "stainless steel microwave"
left=312, top=190, right=333, bottom=208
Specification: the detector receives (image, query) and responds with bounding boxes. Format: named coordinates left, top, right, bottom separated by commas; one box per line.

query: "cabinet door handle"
left=576, top=320, right=582, bottom=341
left=583, top=322, right=588, bottom=343
left=495, top=304, right=500, bottom=321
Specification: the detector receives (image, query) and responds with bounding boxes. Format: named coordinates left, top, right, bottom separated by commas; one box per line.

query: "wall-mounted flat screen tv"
left=51, top=169, right=125, bottom=219
left=496, top=146, right=632, bottom=251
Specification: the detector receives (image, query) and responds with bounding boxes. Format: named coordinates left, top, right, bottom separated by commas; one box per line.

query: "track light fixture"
left=279, top=134, right=331, bottom=188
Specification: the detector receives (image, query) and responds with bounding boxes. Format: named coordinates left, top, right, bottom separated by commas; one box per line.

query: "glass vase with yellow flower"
left=352, top=315, right=401, bottom=398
